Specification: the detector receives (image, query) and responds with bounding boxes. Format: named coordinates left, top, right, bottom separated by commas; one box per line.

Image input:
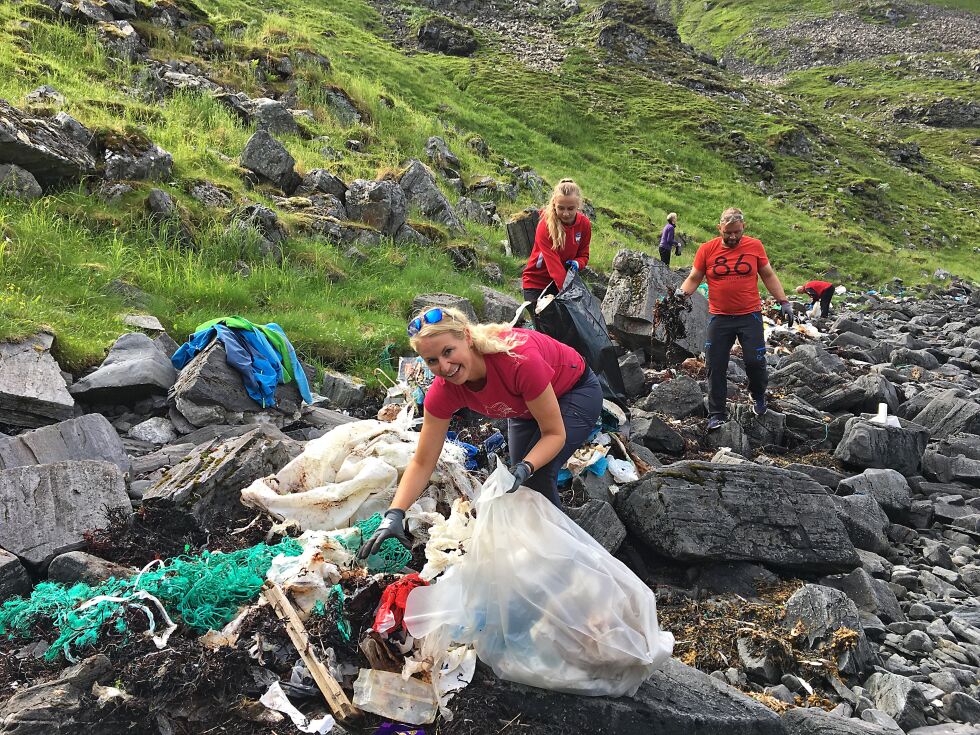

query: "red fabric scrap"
left=372, top=572, right=428, bottom=635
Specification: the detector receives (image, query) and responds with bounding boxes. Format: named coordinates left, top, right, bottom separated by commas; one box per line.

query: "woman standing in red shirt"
left=521, top=179, right=591, bottom=319
left=358, top=306, right=603, bottom=557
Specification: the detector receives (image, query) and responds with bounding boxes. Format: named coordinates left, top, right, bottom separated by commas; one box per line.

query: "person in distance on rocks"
left=521, top=178, right=591, bottom=325
left=796, top=280, right=835, bottom=318
left=357, top=306, right=602, bottom=558
left=672, top=207, right=793, bottom=432
left=658, top=212, right=678, bottom=266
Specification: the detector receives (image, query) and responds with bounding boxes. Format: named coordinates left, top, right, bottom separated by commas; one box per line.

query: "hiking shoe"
left=706, top=417, right=725, bottom=432
left=753, top=398, right=768, bottom=417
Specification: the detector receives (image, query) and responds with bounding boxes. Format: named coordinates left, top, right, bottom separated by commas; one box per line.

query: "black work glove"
left=508, top=461, right=533, bottom=493
left=780, top=301, right=795, bottom=328
left=357, top=508, right=410, bottom=559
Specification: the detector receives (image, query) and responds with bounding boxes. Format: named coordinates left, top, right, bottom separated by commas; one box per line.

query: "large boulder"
left=47, top=550, right=135, bottom=585
left=446, top=657, right=784, bottom=735
left=834, top=417, right=930, bottom=477
left=409, top=293, right=478, bottom=323
left=478, top=286, right=521, bottom=324
left=913, top=390, right=980, bottom=439
left=417, top=16, right=478, bottom=56
left=636, top=375, right=705, bottom=418
left=863, top=673, right=929, bottom=731
left=0, top=460, right=130, bottom=567
left=0, top=333, right=75, bottom=429
left=769, top=363, right=866, bottom=413
left=0, top=549, right=30, bottom=600
left=103, top=138, right=173, bottom=181
left=782, top=707, right=900, bottom=734
left=831, top=494, right=891, bottom=555
left=0, top=163, right=43, bottom=199
left=837, top=469, right=912, bottom=519
left=0, top=413, right=128, bottom=472
left=240, top=129, right=299, bottom=193
left=398, top=159, right=464, bottom=231
left=170, top=340, right=305, bottom=429
left=346, top=179, right=408, bottom=236
left=143, top=428, right=298, bottom=524
left=69, top=332, right=177, bottom=404
left=630, top=410, right=685, bottom=454
left=244, top=97, right=300, bottom=136
left=0, top=99, right=97, bottom=185
left=615, top=462, right=859, bottom=573
left=320, top=370, right=367, bottom=409
left=782, top=584, right=878, bottom=676
left=564, top=499, right=626, bottom=554
left=601, top=250, right=708, bottom=360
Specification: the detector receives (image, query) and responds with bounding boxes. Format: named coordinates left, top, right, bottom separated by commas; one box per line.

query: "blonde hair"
left=542, top=178, right=582, bottom=252
left=719, top=207, right=744, bottom=226
left=667, top=212, right=677, bottom=224
left=408, top=307, right=526, bottom=357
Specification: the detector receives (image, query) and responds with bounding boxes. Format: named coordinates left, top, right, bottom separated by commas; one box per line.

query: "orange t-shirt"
left=693, top=236, right=769, bottom=315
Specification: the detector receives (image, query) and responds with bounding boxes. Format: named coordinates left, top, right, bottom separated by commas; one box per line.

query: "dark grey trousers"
left=705, top=312, right=767, bottom=419
left=507, top=369, right=603, bottom=507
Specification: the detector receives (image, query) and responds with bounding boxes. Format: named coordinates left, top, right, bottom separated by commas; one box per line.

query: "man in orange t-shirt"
left=674, top=207, right=794, bottom=431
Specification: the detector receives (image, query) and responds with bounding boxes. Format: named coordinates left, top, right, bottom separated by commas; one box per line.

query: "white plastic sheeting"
left=403, top=466, right=674, bottom=697
left=241, top=411, right=479, bottom=531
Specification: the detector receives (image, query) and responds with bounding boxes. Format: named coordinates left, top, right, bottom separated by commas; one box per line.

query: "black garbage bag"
left=534, top=270, right=628, bottom=408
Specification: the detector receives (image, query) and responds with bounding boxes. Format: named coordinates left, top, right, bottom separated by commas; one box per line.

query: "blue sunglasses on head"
left=407, top=307, right=445, bottom=337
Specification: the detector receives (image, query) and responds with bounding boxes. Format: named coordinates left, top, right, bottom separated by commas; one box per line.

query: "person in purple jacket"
left=659, top=212, right=677, bottom=266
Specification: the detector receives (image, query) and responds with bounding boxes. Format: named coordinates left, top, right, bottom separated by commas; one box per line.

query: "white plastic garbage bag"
left=241, top=411, right=479, bottom=531
left=403, top=466, right=674, bottom=697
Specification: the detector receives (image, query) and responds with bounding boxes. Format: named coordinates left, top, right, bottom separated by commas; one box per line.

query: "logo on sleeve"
left=575, top=232, right=582, bottom=244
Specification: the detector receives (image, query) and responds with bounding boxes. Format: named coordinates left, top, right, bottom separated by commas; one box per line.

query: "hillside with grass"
left=0, top=0, right=977, bottom=380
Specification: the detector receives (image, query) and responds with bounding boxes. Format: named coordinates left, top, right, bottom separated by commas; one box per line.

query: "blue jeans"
left=705, top=312, right=767, bottom=419
left=507, top=369, right=603, bottom=507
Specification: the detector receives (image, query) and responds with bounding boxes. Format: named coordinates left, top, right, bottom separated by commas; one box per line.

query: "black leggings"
left=506, top=370, right=603, bottom=507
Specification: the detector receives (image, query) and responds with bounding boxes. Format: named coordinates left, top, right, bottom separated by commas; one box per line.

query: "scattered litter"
left=607, top=456, right=639, bottom=483
left=420, top=498, right=476, bottom=581
left=260, top=680, right=335, bottom=733
left=373, top=723, right=426, bottom=735
left=870, top=401, right=901, bottom=428
left=373, top=574, right=428, bottom=636
left=93, top=681, right=134, bottom=706
left=353, top=668, right=439, bottom=725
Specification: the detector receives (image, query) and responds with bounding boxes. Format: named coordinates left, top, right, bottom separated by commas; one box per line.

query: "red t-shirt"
left=521, top=213, right=591, bottom=290
left=804, top=281, right=833, bottom=297
left=423, top=329, right=586, bottom=420
left=693, top=235, right=770, bottom=315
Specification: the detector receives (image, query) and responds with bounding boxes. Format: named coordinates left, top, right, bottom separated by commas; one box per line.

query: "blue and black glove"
left=357, top=508, right=411, bottom=558
left=565, top=260, right=579, bottom=272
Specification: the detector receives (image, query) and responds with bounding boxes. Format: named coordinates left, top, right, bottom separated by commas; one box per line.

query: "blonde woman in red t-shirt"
left=674, top=208, right=794, bottom=432
left=357, top=307, right=602, bottom=558
left=521, top=179, right=591, bottom=320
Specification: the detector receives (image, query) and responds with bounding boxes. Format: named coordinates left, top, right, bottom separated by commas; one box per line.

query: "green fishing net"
left=0, top=538, right=302, bottom=662
left=335, top=512, right=411, bottom=574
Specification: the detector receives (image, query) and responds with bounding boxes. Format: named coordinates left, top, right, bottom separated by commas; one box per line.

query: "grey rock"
left=782, top=707, right=898, bottom=734
left=425, top=135, right=460, bottom=171
left=783, top=584, right=877, bottom=675
left=615, top=462, right=859, bottom=572
left=855, top=374, right=901, bottom=414
left=564, top=499, right=626, bottom=554
left=601, top=250, right=708, bottom=360
left=122, top=314, right=165, bottom=332
left=298, top=169, right=347, bottom=200
left=323, top=87, right=361, bottom=125
left=229, top=203, right=287, bottom=262
left=0, top=654, right=112, bottom=735
left=455, top=196, right=498, bottom=225
left=737, top=637, right=782, bottom=684
left=52, top=111, right=93, bottom=147
left=859, top=710, right=903, bottom=734
left=637, top=375, right=705, bottom=418
left=838, top=469, right=912, bottom=519
left=834, top=417, right=929, bottom=477
left=770, top=360, right=866, bottom=413
left=0, top=460, right=130, bottom=567
left=346, top=179, right=407, bottom=236
left=240, top=129, right=299, bottom=193
left=399, top=159, right=464, bottom=231
left=24, top=84, right=65, bottom=109
left=188, top=180, right=231, bottom=209
left=170, top=341, right=305, bottom=428
left=891, top=348, right=940, bottom=370
left=832, top=317, right=875, bottom=339
left=0, top=99, right=97, bottom=185
left=0, top=413, right=128, bottom=473
left=856, top=549, right=893, bottom=578
left=104, top=142, right=173, bottom=182
left=786, top=463, right=845, bottom=491
left=907, top=726, right=980, bottom=735
left=731, top=404, right=785, bottom=449
left=47, top=551, right=134, bottom=585
left=629, top=410, right=685, bottom=454
left=0, top=549, right=30, bottom=600
left=478, top=286, right=521, bottom=324
left=409, top=293, right=477, bottom=324
left=143, top=428, right=298, bottom=524
left=693, top=562, right=778, bottom=599
left=127, top=416, right=177, bottom=444
left=944, top=691, right=980, bottom=722
left=923, top=449, right=980, bottom=487
left=780, top=343, right=847, bottom=375
left=619, top=353, right=646, bottom=398
left=0, top=163, right=42, bottom=199
left=914, top=390, right=980, bottom=439
left=145, top=187, right=176, bottom=219
left=832, top=494, right=891, bottom=554
left=448, top=657, right=783, bottom=734
left=864, top=672, right=929, bottom=731
left=705, top=418, right=752, bottom=457
left=418, top=16, right=478, bottom=56
left=70, top=332, right=177, bottom=403
left=95, top=19, right=143, bottom=61
left=0, top=333, right=75, bottom=429
left=320, top=371, right=367, bottom=409
left=821, top=568, right=905, bottom=623
left=247, top=97, right=300, bottom=136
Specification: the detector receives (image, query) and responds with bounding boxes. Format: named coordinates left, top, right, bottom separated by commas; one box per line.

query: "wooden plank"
left=261, top=581, right=360, bottom=721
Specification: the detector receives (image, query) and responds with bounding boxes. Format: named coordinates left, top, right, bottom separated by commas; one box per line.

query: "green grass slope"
left=0, top=0, right=977, bottom=378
